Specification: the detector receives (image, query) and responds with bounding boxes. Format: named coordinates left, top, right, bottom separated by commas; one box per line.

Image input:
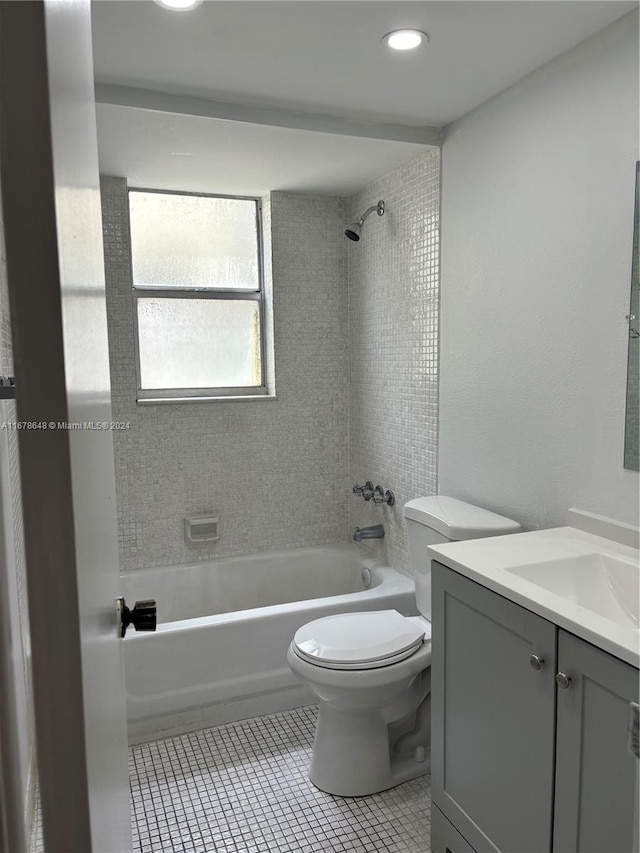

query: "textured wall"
left=348, top=150, right=441, bottom=576
left=0, top=184, right=38, bottom=845
left=439, top=12, right=639, bottom=530
left=101, top=179, right=350, bottom=570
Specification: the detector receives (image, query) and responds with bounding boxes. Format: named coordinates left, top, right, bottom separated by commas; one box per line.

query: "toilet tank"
left=403, top=496, right=522, bottom=620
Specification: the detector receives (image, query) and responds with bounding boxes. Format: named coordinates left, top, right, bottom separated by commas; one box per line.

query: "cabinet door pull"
left=555, top=672, right=571, bottom=689
left=529, top=654, right=544, bottom=671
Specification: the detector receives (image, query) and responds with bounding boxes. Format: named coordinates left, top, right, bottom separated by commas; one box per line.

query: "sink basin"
left=428, top=524, right=640, bottom=666
left=507, top=553, right=639, bottom=628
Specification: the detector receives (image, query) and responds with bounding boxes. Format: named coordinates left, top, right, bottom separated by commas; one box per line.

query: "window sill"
left=137, top=394, right=277, bottom=405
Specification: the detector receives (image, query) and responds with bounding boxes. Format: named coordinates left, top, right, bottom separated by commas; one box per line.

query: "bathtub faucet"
left=353, top=524, right=385, bottom=542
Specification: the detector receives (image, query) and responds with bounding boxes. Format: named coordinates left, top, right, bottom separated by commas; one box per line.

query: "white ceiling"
left=95, top=103, right=427, bottom=196
left=92, top=0, right=637, bottom=195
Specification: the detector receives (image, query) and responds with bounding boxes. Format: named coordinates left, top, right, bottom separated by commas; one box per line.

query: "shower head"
left=345, top=200, right=385, bottom=242
left=345, top=222, right=361, bottom=242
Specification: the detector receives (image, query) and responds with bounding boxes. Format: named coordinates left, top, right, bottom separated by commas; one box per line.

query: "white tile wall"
left=101, top=180, right=350, bottom=571
left=102, top=150, right=439, bottom=576
left=348, top=151, right=441, bottom=576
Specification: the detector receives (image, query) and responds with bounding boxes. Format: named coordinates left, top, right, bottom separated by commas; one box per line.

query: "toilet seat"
left=293, top=610, right=430, bottom=671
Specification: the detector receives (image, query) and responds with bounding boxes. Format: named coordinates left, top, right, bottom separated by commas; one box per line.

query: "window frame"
left=128, top=187, right=268, bottom=402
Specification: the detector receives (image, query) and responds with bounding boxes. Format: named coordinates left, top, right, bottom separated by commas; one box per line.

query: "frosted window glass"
left=137, top=298, right=262, bottom=389
left=129, top=192, right=259, bottom=291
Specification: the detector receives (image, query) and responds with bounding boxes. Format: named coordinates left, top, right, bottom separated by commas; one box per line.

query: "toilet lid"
left=293, top=610, right=425, bottom=668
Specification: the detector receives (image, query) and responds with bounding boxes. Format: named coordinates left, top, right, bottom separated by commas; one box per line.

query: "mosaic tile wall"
left=348, top=151, right=441, bottom=577
left=0, top=182, right=39, bottom=847
left=101, top=179, right=350, bottom=570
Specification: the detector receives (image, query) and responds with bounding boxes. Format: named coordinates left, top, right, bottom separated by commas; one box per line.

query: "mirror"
left=624, top=162, right=639, bottom=471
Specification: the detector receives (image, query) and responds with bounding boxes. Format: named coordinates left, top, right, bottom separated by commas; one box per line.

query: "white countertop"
left=428, top=526, right=640, bottom=668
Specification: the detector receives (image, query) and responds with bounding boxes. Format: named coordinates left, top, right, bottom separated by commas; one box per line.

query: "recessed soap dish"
left=184, top=513, right=219, bottom=546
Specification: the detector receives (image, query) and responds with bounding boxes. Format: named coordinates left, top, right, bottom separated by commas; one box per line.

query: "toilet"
left=287, top=496, right=521, bottom=797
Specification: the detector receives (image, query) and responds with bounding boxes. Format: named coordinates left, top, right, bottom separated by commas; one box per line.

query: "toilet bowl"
left=288, top=496, right=522, bottom=797
left=287, top=610, right=432, bottom=797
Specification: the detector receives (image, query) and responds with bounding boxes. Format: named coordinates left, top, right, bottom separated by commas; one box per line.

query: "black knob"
left=362, top=481, right=375, bottom=501
left=120, top=598, right=157, bottom=638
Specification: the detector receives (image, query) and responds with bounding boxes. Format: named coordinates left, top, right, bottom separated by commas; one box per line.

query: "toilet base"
left=286, top=639, right=432, bottom=797
left=309, top=694, right=430, bottom=797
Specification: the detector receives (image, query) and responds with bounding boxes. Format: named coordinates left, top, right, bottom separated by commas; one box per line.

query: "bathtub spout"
left=353, top=524, right=385, bottom=542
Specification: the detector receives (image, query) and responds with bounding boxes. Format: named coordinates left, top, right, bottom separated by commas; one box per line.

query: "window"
left=128, top=189, right=267, bottom=401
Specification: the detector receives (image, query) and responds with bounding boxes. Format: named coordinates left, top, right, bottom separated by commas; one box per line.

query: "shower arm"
left=358, top=201, right=385, bottom=225
left=345, top=200, right=385, bottom=242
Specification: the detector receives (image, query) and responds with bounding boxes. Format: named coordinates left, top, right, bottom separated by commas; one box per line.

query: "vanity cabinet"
left=553, top=630, right=638, bottom=852
left=430, top=562, right=556, bottom=853
left=431, top=562, right=639, bottom=853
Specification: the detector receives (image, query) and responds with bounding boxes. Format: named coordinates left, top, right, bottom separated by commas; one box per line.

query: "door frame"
left=0, top=470, right=27, bottom=853
left=0, top=2, right=123, bottom=850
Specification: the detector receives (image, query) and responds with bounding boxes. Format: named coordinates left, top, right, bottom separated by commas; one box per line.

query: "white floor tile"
left=130, top=706, right=431, bottom=853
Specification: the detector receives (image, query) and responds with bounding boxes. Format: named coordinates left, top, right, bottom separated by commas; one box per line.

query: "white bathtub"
left=121, top=544, right=417, bottom=743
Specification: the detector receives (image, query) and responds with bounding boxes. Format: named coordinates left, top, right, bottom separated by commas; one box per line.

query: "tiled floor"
left=130, top=706, right=432, bottom=853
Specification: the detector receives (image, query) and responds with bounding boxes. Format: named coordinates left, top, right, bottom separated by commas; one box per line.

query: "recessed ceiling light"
left=383, top=30, right=428, bottom=51
left=154, top=0, right=203, bottom=10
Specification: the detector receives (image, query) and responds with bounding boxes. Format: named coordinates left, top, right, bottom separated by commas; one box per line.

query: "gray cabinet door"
left=553, top=630, right=639, bottom=853
left=431, top=563, right=556, bottom=853
left=432, top=804, right=477, bottom=853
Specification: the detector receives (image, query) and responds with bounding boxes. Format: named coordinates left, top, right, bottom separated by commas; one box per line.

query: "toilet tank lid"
left=403, top=496, right=522, bottom=540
